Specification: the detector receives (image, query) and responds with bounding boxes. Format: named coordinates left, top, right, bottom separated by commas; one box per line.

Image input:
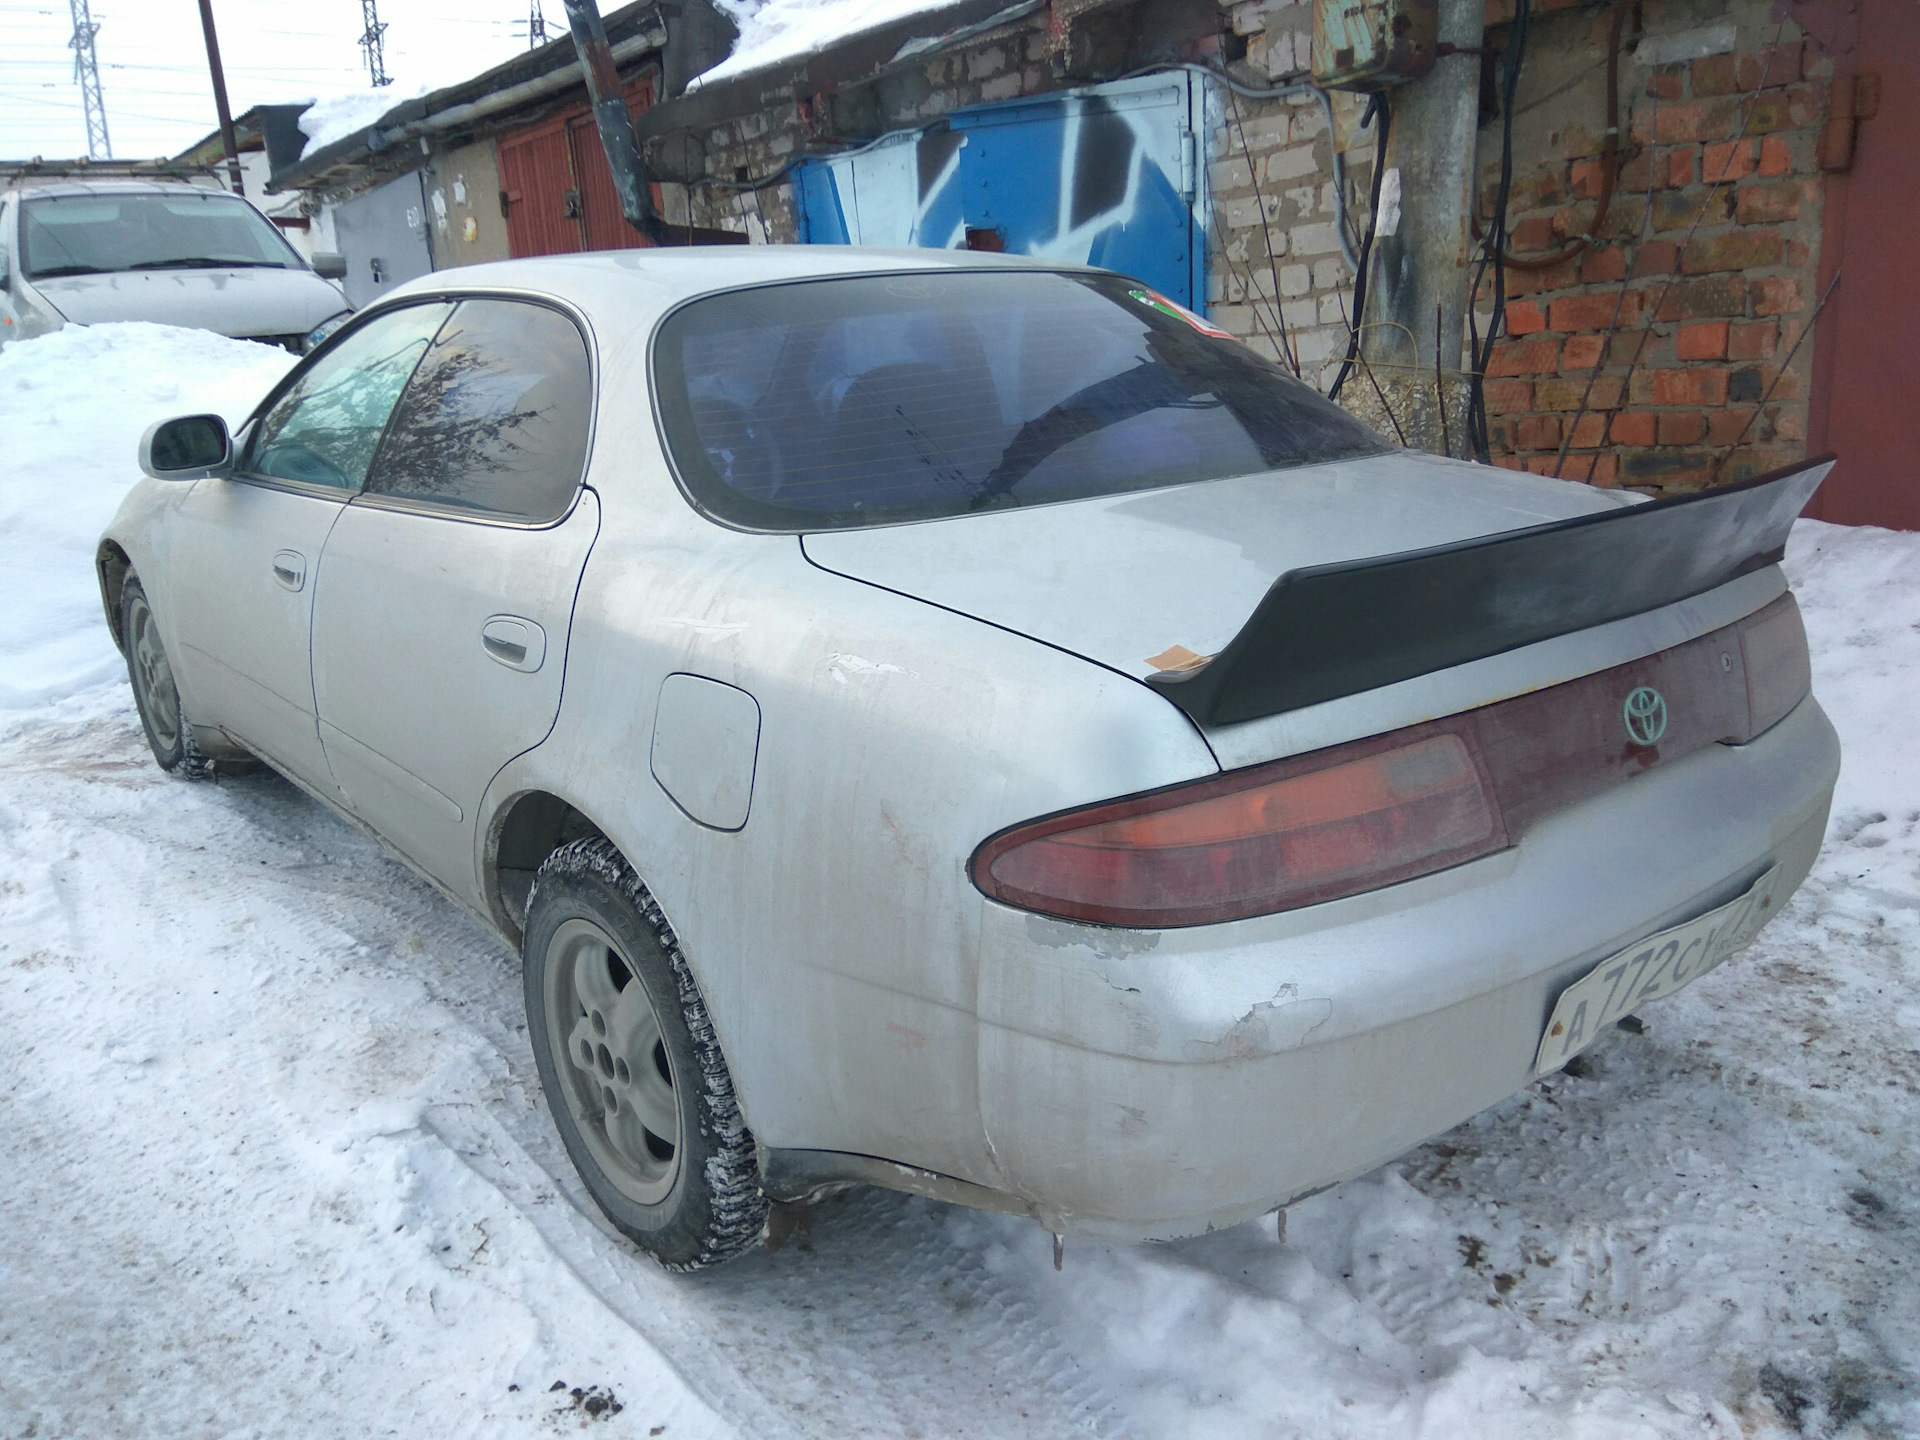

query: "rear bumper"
left=972, top=694, right=1840, bottom=1239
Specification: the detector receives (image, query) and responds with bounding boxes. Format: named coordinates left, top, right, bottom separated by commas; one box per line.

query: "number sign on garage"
left=792, top=73, right=1207, bottom=310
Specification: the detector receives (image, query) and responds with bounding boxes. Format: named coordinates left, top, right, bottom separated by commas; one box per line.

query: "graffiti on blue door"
left=793, top=73, right=1208, bottom=309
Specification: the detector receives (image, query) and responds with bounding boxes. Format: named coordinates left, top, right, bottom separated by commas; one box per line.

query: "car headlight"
left=303, top=311, right=352, bottom=352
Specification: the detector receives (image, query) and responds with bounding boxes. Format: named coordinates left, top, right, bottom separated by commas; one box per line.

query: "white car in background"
left=96, top=249, right=1839, bottom=1271
left=0, top=179, right=349, bottom=352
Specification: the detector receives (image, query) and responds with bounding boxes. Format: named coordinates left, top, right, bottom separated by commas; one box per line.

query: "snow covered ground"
left=1, top=324, right=1915, bottom=1439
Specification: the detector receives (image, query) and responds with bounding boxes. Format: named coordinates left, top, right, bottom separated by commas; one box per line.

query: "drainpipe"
left=560, top=0, right=663, bottom=241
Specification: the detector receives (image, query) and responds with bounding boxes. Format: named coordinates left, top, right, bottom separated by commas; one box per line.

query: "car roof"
left=9, top=178, right=238, bottom=202
left=377, top=246, right=1090, bottom=331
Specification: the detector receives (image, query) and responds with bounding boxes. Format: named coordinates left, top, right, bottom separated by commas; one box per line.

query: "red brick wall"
left=1477, top=5, right=1830, bottom=491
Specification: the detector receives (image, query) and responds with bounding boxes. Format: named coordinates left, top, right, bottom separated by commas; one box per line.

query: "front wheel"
left=120, top=577, right=210, bottom=779
left=523, top=837, right=767, bottom=1270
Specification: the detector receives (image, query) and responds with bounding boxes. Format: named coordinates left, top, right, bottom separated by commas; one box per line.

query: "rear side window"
left=653, top=269, right=1387, bottom=532
left=365, top=298, right=592, bottom=524
left=246, top=302, right=454, bottom=490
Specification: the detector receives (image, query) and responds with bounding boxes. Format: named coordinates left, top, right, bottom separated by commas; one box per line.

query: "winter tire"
left=121, top=576, right=211, bottom=780
left=523, top=837, right=767, bottom=1270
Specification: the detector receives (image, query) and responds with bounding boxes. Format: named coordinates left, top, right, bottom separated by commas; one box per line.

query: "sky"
left=0, top=0, right=549, bottom=162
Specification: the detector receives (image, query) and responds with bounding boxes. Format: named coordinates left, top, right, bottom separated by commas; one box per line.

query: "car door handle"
left=272, top=550, right=306, bottom=592
left=481, top=614, right=546, bottom=673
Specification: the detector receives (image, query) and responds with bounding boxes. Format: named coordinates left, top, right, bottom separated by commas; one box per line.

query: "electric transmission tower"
left=526, top=1, right=548, bottom=48
left=358, top=0, right=391, bottom=87
left=67, top=0, right=111, bottom=159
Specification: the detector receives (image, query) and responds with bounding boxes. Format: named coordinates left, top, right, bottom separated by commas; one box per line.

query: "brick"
left=1569, top=412, right=1608, bottom=448
left=1581, top=246, right=1628, bottom=283
left=1526, top=457, right=1563, bottom=475
left=1632, top=240, right=1680, bottom=277
left=1728, top=320, right=1778, bottom=360
left=1646, top=68, right=1683, bottom=102
left=1611, top=410, right=1656, bottom=445
left=1658, top=410, right=1709, bottom=444
left=1517, top=414, right=1563, bottom=449
left=1754, top=275, right=1802, bottom=314
left=1278, top=262, right=1312, bottom=297
left=1654, top=188, right=1734, bottom=231
left=1535, top=375, right=1623, bottom=410
left=1736, top=181, right=1802, bottom=223
left=1561, top=334, right=1606, bottom=370
left=1504, top=300, right=1548, bottom=335
left=1768, top=406, right=1806, bottom=442
left=1289, top=221, right=1342, bottom=256
left=1691, top=54, right=1741, bottom=97
left=1640, top=367, right=1730, bottom=406
left=1561, top=452, right=1618, bottom=485
left=1511, top=215, right=1558, bottom=252
left=1740, top=90, right=1805, bottom=136
left=1487, top=338, right=1562, bottom=377
left=1549, top=292, right=1640, bottom=331
left=1264, top=145, right=1321, bottom=183
left=1666, top=148, right=1697, bottom=188
left=1491, top=454, right=1525, bottom=471
left=1622, top=449, right=1715, bottom=485
left=1634, top=98, right=1741, bottom=146
left=1677, top=321, right=1730, bottom=360
left=1701, top=139, right=1758, bottom=184
left=1758, top=135, right=1792, bottom=176
left=1485, top=379, right=1533, bottom=414
left=1729, top=366, right=1766, bottom=402
left=1657, top=275, right=1747, bottom=320
left=1570, top=158, right=1607, bottom=200
left=1709, top=407, right=1756, bottom=445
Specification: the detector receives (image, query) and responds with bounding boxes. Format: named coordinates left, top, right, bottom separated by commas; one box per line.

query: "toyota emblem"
left=1623, top=686, right=1668, bottom=746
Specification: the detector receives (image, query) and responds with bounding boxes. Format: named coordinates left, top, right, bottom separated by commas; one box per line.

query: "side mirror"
left=310, top=251, right=347, bottom=280
left=139, top=414, right=233, bottom=481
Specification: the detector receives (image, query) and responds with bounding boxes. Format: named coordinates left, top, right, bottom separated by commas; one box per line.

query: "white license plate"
left=1534, top=864, right=1782, bottom=1076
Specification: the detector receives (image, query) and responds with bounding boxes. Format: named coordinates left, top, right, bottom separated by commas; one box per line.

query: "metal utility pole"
left=67, top=0, right=110, bottom=159
left=1362, top=0, right=1484, bottom=454
left=527, top=1, right=549, bottom=48
left=359, top=0, right=392, bottom=87
left=560, top=0, right=662, bottom=241
left=195, top=0, right=246, bottom=195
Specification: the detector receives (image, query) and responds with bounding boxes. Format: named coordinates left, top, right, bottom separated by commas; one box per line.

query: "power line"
left=66, top=0, right=109, bottom=157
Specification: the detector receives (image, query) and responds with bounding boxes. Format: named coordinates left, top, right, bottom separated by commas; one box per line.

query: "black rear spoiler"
left=1147, top=455, right=1833, bottom=727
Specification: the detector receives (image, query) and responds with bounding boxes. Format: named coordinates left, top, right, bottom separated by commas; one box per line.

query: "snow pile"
left=0, top=323, right=294, bottom=713
left=695, top=0, right=978, bottom=88
left=1, top=320, right=1916, bottom=1438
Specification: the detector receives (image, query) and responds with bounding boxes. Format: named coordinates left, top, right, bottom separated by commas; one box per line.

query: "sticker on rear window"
left=1127, top=287, right=1235, bottom=339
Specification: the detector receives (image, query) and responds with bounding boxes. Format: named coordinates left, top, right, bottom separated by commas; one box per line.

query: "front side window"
left=653, top=269, right=1388, bottom=532
left=245, top=303, right=454, bottom=491
left=364, top=299, right=592, bottom=524
left=20, top=191, right=302, bottom=279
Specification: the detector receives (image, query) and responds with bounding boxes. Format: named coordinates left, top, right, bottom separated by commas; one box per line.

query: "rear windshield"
left=652, top=269, right=1388, bottom=531
left=20, top=191, right=300, bottom=280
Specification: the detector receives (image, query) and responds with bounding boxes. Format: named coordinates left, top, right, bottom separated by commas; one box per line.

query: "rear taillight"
left=972, top=728, right=1507, bottom=928
left=1739, top=593, right=1811, bottom=736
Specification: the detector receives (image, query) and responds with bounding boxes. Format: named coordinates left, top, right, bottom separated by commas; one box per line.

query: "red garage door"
left=497, top=75, right=657, bottom=259
left=1806, top=0, right=1920, bottom=530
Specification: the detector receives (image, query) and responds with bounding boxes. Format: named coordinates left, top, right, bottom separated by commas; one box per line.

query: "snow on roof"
left=692, top=0, right=980, bottom=88
left=298, top=85, right=439, bottom=153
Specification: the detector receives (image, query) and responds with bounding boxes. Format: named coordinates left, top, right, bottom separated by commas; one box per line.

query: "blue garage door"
left=793, top=73, right=1206, bottom=310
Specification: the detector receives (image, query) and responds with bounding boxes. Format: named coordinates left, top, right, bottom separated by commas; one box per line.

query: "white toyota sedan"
left=98, top=249, right=1839, bottom=1270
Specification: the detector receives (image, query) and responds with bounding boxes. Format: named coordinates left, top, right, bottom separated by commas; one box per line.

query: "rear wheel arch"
left=486, top=788, right=611, bottom=939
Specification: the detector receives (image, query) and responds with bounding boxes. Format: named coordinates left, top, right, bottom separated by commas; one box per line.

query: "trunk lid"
left=801, top=450, right=1637, bottom=684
